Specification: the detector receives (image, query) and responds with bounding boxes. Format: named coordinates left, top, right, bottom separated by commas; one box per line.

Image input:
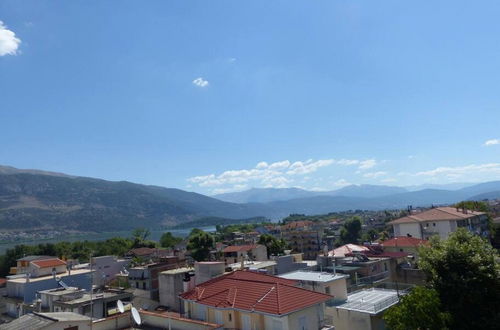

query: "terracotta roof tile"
left=223, top=244, right=259, bottom=253
left=381, top=236, right=429, bottom=248
left=389, top=207, right=485, bottom=225
left=31, top=258, right=66, bottom=268
left=180, top=270, right=331, bottom=315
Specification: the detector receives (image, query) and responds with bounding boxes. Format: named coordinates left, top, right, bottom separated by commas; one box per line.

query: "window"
left=325, top=286, right=331, bottom=295
left=433, top=223, right=436, bottom=227
left=229, top=313, right=232, bottom=322
left=135, top=282, right=139, bottom=288
left=384, top=263, right=388, bottom=271
left=142, top=282, right=146, bottom=290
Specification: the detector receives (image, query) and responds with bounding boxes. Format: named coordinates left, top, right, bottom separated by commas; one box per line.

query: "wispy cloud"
left=0, top=21, right=21, bottom=56
left=358, top=159, right=377, bottom=170
left=415, top=163, right=500, bottom=179
left=192, top=77, right=209, bottom=87
left=484, top=139, right=500, bottom=146
left=363, top=171, right=387, bottom=179
left=188, top=158, right=375, bottom=193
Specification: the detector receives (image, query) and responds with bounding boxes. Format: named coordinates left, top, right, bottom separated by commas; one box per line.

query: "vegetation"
left=418, top=229, right=500, bottom=330
left=384, top=286, right=450, bottom=330
left=0, top=237, right=134, bottom=276
left=159, top=232, right=183, bottom=248
left=187, top=231, right=215, bottom=261
left=258, top=234, right=287, bottom=258
left=338, top=217, right=362, bottom=245
left=170, top=216, right=267, bottom=229
left=131, top=228, right=158, bottom=248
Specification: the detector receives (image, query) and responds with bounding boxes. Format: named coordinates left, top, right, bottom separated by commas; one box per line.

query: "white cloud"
left=192, top=77, right=209, bottom=87
left=358, top=159, right=377, bottom=170
left=415, top=163, right=500, bottom=178
left=363, top=171, right=387, bottom=179
left=381, top=178, right=397, bottom=183
left=188, top=157, right=378, bottom=193
left=484, top=139, right=500, bottom=146
left=287, top=159, right=334, bottom=175
left=256, top=161, right=268, bottom=169
left=0, top=21, right=21, bottom=56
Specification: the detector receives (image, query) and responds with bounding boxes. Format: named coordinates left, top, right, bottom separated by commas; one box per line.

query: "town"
left=0, top=200, right=498, bottom=329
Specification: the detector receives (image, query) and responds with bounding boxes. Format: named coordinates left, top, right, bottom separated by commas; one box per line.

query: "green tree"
left=384, top=286, right=450, bottom=330
left=258, top=234, right=286, bottom=258
left=131, top=228, right=157, bottom=248
left=160, top=232, right=182, bottom=248
left=339, top=217, right=362, bottom=244
left=187, top=231, right=214, bottom=261
left=419, top=229, right=500, bottom=330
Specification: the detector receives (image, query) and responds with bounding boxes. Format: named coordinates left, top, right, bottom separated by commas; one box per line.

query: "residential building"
left=180, top=270, right=333, bottom=330
left=327, top=288, right=404, bottom=330
left=126, top=247, right=171, bottom=261
left=222, top=244, right=267, bottom=264
left=11, top=256, right=53, bottom=275
left=281, top=221, right=323, bottom=260
left=0, top=312, right=91, bottom=330
left=38, top=287, right=132, bottom=319
left=158, top=267, right=195, bottom=312
left=227, top=260, right=277, bottom=274
left=194, top=262, right=225, bottom=285
left=4, top=267, right=92, bottom=318
left=381, top=236, right=428, bottom=259
left=90, top=255, right=130, bottom=287
left=273, top=254, right=310, bottom=275
left=278, top=270, right=349, bottom=302
left=389, top=207, right=489, bottom=239
left=128, top=257, right=185, bottom=301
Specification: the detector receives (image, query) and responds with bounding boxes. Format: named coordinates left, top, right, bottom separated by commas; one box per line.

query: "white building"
left=278, top=270, right=349, bottom=302
left=327, top=288, right=403, bottom=330
left=389, top=207, right=488, bottom=240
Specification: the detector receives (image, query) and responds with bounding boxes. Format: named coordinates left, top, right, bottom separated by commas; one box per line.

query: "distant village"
left=0, top=200, right=499, bottom=330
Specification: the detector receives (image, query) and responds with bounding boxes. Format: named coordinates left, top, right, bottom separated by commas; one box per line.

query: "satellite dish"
left=131, top=307, right=141, bottom=325
left=117, top=300, right=125, bottom=314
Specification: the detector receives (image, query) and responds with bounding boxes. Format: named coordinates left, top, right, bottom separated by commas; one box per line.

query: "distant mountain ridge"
left=1, top=165, right=500, bottom=232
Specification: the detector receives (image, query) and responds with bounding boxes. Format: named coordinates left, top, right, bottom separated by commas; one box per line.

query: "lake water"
left=0, top=226, right=216, bottom=254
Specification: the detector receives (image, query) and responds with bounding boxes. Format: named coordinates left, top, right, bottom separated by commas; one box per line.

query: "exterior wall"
left=251, top=245, right=268, bottom=261
left=421, top=221, right=452, bottom=239
left=7, top=272, right=92, bottom=304
left=29, top=265, right=66, bottom=278
left=195, top=262, right=225, bottom=285
left=274, top=255, right=308, bottom=275
left=328, top=307, right=372, bottom=330
left=264, top=315, right=289, bottom=330
left=40, top=320, right=91, bottom=330
left=158, top=271, right=193, bottom=311
left=328, top=279, right=348, bottom=301
left=287, top=304, right=324, bottom=330
left=91, top=256, right=130, bottom=286
left=394, top=223, right=421, bottom=239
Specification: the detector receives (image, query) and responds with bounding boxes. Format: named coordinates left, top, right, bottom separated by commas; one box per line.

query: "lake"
left=0, top=226, right=216, bottom=254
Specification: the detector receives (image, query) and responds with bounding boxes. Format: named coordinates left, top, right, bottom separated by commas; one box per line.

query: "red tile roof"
left=180, top=270, right=331, bottom=315
left=223, top=244, right=258, bottom=253
left=281, top=221, right=314, bottom=231
left=381, top=236, right=429, bottom=248
left=31, top=258, right=66, bottom=268
left=389, top=207, right=485, bottom=225
left=328, top=244, right=369, bottom=257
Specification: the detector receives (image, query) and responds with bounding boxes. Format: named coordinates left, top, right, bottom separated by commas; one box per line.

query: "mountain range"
left=1, top=165, right=499, bottom=232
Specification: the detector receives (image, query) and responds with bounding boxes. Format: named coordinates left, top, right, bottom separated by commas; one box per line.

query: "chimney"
left=52, top=268, right=56, bottom=280
left=25, top=273, right=30, bottom=283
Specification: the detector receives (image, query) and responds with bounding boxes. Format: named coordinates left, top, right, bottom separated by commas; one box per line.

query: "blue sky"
left=1, top=0, right=500, bottom=195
